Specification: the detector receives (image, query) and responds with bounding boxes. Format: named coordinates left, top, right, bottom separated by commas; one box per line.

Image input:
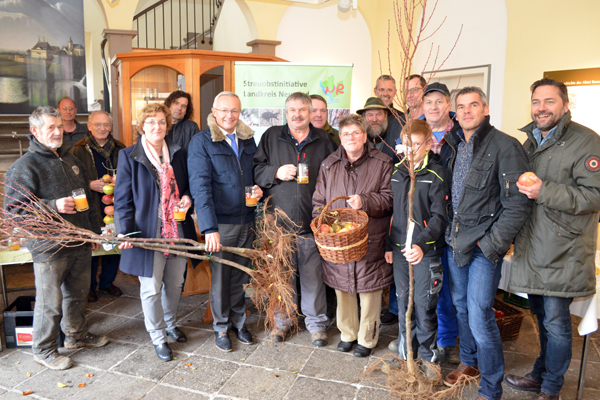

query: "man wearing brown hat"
left=357, top=97, right=402, bottom=163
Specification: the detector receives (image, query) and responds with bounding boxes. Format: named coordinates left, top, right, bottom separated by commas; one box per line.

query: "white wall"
left=212, top=0, right=253, bottom=53
left=84, top=0, right=108, bottom=108
left=276, top=3, right=372, bottom=113
left=413, top=0, right=507, bottom=128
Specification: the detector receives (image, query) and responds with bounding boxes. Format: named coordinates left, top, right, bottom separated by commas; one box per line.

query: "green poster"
left=234, top=62, right=352, bottom=141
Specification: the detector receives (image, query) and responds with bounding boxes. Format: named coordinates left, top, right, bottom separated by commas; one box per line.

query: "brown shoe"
left=505, top=373, right=542, bottom=392
left=443, top=363, right=480, bottom=387
left=88, top=290, right=98, bottom=303
left=536, top=393, right=559, bottom=400
left=100, top=284, right=122, bottom=297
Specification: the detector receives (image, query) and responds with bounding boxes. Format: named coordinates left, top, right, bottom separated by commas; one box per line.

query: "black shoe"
left=88, top=290, right=98, bottom=303
left=353, top=344, right=372, bottom=357
left=166, top=327, right=188, bottom=343
left=215, top=332, right=232, bottom=352
left=337, top=340, right=357, bottom=352
left=100, top=284, right=122, bottom=297
left=154, top=343, right=172, bottom=362
left=231, top=327, right=254, bottom=345
left=380, top=311, right=398, bottom=325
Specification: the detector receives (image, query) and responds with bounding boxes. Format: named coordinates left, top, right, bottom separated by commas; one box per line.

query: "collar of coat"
left=445, top=115, right=493, bottom=151
left=520, top=110, right=572, bottom=144
left=207, top=113, right=254, bottom=142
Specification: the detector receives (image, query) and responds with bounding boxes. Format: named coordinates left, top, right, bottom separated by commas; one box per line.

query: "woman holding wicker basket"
left=312, top=113, right=393, bottom=357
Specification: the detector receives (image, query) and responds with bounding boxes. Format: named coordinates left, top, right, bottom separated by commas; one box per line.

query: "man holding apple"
left=72, top=111, right=126, bottom=302
left=506, top=78, right=600, bottom=400
left=5, top=106, right=108, bottom=370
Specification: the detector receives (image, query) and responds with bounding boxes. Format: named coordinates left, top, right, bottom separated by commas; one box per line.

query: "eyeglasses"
left=405, top=87, right=423, bottom=94
left=61, top=107, right=75, bottom=111
left=214, top=108, right=240, bottom=116
left=144, top=120, right=167, bottom=127
left=340, top=131, right=364, bottom=139
left=92, top=123, right=111, bottom=129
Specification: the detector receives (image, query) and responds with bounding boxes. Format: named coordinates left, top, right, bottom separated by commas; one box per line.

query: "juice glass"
left=173, top=206, right=186, bottom=221
left=245, top=186, right=258, bottom=207
left=297, top=163, right=309, bottom=184
left=72, top=188, right=89, bottom=212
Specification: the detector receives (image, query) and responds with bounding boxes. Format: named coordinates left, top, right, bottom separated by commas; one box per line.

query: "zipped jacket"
left=253, top=124, right=336, bottom=234
left=188, top=114, right=256, bottom=234
left=5, top=136, right=101, bottom=260
left=441, top=116, right=532, bottom=267
left=510, top=111, right=600, bottom=297
left=388, top=152, right=449, bottom=257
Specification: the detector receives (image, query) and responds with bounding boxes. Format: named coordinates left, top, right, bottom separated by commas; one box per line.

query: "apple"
left=349, top=224, right=358, bottom=230
left=101, top=174, right=112, bottom=183
left=104, top=206, right=114, bottom=216
left=111, top=174, right=117, bottom=184
left=102, top=194, right=114, bottom=205
left=103, top=215, right=114, bottom=225
left=103, top=185, right=115, bottom=195
left=518, top=172, right=537, bottom=187
left=320, top=224, right=331, bottom=233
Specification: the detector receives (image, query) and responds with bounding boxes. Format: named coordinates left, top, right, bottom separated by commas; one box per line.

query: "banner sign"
left=235, top=62, right=353, bottom=142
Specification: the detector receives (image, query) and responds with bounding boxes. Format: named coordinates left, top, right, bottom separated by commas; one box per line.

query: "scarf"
left=141, top=135, right=180, bottom=257
left=85, top=132, right=116, bottom=168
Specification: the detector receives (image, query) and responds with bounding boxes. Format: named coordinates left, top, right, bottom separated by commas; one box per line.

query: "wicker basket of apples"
left=310, top=196, right=369, bottom=264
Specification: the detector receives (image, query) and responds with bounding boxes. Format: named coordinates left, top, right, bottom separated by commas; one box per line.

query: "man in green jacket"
left=506, top=78, right=600, bottom=400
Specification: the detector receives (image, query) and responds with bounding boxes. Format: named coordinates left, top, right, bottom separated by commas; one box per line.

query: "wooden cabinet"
left=113, top=49, right=283, bottom=146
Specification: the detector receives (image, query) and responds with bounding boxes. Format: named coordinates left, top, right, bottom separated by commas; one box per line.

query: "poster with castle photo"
left=0, top=0, right=87, bottom=115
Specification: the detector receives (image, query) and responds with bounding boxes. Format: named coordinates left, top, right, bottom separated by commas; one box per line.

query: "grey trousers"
left=138, top=251, right=187, bottom=345
left=33, top=246, right=91, bottom=357
left=276, top=233, right=328, bottom=333
left=210, top=223, right=254, bottom=332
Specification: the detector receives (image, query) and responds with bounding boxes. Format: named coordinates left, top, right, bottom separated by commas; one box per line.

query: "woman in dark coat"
left=312, top=113, right=393, bottom=358
left=114, top=103, right=196, bottom=362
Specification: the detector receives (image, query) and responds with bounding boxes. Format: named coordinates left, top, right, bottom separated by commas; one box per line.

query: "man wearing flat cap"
left=357, top=97, right=402, bottom=163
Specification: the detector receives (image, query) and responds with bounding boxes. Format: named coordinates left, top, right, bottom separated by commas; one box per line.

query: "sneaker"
left=34, top=352, right=72, bottom=370
left=420, top=361, right=440, bottom=382
left=380, top=311, right=398, bottom=325
left=64, top=333, right=109, bottom=349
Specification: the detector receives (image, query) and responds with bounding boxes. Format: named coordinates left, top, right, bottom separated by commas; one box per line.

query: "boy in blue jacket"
left=385, top=119, right=449, bottom=378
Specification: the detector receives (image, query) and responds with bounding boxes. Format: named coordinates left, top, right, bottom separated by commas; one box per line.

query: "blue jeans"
left=528, top=295, right=573, bottom=397
left=437, top=247, right=459, bottom=347
left=388, top=283, right=398, bottom=315
left=447, top=246, right=504, bottom=400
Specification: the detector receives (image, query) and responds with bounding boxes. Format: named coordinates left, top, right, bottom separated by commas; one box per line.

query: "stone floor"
left=0, top=270, right=599, bottom=400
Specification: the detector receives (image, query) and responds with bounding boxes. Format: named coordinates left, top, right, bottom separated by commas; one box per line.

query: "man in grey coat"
left=5, top=106, right=108, bottom=371
left=506, top=79, right=600, bottom=400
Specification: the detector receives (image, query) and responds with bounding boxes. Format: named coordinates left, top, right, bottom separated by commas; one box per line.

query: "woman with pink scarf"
left=115, top=103, right=197, bottom=362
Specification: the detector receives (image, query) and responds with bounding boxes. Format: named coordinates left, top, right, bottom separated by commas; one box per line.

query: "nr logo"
left=320, top=75, right=345, bottom=103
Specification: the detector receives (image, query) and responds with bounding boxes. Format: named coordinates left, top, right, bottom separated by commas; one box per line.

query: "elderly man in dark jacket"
left=505, top=79, right=600, bottom=400
left=5, top=106, right=108, bottom=371
left=440, top=87, right=532, bottom=400
left=254, top=92, right=336, bottom=346
left=71, top=110, right=126, bottom=302
left=188, top=91, right=262, bottom=352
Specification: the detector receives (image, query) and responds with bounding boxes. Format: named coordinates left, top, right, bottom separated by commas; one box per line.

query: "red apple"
left=320, top=224, right=331, bottom=233
left=518, top=172, right=537, bottom=187
left=104, top=206, right=114, bottom=216
left=102, top=194, right=114, bottom=205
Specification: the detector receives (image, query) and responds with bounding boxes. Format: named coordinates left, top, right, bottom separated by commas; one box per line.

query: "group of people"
left=5, top=74, right=600, bottom=400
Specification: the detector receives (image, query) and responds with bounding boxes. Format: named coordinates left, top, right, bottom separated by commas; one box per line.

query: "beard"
left=366, top=118, right=389, bottom=139
left=533, top=111, right=562, bottom=132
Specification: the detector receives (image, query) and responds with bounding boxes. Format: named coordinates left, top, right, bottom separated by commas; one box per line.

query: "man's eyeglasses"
left=144, top=120, right=167, bottom=127
left=340, top=131, right=364, bottom=139
left=61, top=107, right=75, bottom=111
left=214, top=108, right=240, bottom=116
left=92, top=123, right=111, bottom=129
left=405, top=87, right=423, bottom=94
